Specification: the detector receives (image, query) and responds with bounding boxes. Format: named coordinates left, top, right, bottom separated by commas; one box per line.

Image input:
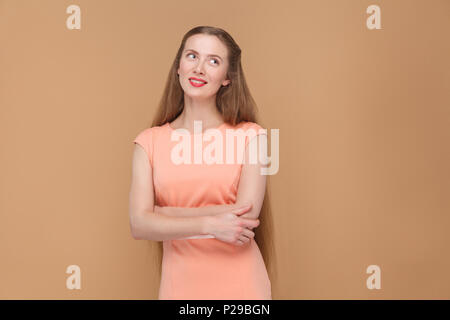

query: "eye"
left=186, top=53, right=219, bottom=65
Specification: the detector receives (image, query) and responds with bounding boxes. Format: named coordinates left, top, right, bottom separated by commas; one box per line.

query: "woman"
left=129, top=26, right=276, bottom=299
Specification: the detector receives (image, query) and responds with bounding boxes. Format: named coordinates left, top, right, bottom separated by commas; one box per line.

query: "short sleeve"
left=133, top=128, right=154, bottom=168
left=245, top=122, right=267, bottom=148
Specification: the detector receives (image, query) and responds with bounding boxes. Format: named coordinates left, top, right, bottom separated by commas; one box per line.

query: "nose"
left=194, top=59, right=206, bottom=75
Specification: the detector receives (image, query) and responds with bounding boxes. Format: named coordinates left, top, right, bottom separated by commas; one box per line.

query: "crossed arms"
left=129, top=134, right=267, bottom=241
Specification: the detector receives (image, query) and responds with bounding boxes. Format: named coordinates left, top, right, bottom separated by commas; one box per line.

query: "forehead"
left=184, top=34, right=228, bottom=59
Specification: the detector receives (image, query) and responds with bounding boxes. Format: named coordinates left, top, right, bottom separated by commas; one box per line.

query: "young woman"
left=129, top=26, right=276, bottom=299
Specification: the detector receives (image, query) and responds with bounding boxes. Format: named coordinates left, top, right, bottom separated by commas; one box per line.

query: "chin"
left=186, top=91, right=213, bottom=99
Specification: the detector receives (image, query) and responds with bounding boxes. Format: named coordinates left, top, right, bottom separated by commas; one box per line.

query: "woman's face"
left=177, top=34, right=231, bottom=99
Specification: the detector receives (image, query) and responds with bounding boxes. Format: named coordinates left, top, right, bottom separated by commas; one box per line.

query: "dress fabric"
left=133, top=121, right=272, bottom=300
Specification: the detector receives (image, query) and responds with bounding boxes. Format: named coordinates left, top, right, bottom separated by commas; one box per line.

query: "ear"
left=222, top=79, right=231, bottom=87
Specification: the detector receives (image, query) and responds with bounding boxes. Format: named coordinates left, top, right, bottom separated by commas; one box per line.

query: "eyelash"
left=187, top=53, right=219, bottom=65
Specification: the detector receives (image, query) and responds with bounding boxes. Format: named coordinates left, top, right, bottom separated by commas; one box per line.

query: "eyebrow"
left=183, top=49, right=223, bottom=61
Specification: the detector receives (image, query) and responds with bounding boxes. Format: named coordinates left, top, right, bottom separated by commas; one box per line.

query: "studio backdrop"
left=1, top=0, right=449, bottom=299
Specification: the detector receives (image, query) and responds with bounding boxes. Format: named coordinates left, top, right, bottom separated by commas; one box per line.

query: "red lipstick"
left=189, top=77, right=207, bottom=87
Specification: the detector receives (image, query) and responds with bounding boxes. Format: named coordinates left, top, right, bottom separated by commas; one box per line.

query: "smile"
left=189, top=78, right=207, bottom=87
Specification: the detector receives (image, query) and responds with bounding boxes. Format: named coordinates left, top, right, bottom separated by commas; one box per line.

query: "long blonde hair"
left=147, top=25, right=277, bottom=292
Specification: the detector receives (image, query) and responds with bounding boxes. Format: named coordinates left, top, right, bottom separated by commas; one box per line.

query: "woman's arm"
left=130, top=144, right=209, bottom=241
left=131, top=210, right=211, bottom=241
left=234, top=133, right=268, bottom=219
left=154, top=203, right=252, bottom=218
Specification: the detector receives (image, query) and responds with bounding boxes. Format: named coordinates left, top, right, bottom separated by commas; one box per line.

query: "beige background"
left=1, top=0, right=449, bottom=299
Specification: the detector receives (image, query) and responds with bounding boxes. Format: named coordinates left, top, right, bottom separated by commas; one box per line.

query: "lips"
left=189, top=77, right=207, bottom=87
left=189, top=77, right=207, bottom=83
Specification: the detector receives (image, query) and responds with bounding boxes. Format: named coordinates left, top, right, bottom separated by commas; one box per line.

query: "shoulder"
left=133, top=125, right=169, bottom=166
left=236, top=121, right=265, bottom=132
left=233, top=121, right=268, bottom=148
left=235, top=121, right=267, bottom=137
left=135, top=127, right=153, bottom=137
left=133, top=125, right=169, bottom=156
left=134, top=123, right=168, bottom=140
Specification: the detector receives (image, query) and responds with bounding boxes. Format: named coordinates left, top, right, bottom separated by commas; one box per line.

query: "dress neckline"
left=166, top=121, right=227, bottom=135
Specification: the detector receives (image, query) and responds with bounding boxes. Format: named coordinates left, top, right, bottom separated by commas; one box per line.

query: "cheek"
left=179, top=60, right=193, bottom=71
left=209, top=70, right=226, bottom=83
left=179, top=64, right=189, bottom=74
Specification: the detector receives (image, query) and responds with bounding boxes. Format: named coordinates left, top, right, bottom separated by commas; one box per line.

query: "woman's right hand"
left=207, top=205, right=260, bottom=246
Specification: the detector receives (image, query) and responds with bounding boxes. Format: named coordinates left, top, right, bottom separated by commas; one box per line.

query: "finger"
left=238, top=235, right=250, bottom=244
left=234, top=202, right=252, bottom=210
left=235, top=238, right=245, bottom=246
left=232, top=204, right=252, bottom=215
left=241, top=228, right=255, bottom=239
left=232, top=207, right=251, bottom=216
left=242, top=218, right=260, bottom=229
left=242, top=203, right=253, bottom=210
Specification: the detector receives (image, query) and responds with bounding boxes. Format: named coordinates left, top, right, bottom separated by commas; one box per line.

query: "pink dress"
left=133, top=121, right=272, bottom=300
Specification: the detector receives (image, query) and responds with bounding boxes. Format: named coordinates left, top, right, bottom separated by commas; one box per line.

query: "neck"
left=175, top=94, right=224, bottom=131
